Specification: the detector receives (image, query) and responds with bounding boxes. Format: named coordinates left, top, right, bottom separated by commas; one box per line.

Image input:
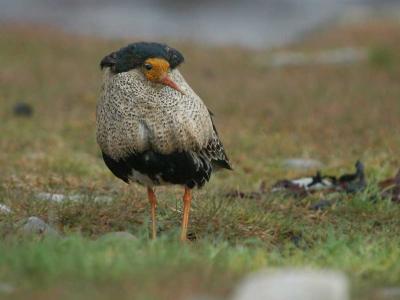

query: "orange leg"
left=180, top=187, right=192, bottom=241
left=147, top=187, right=157, bottom=240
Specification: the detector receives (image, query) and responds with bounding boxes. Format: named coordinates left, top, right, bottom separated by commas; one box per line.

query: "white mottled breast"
left=96, top=68, right=214, bottom=160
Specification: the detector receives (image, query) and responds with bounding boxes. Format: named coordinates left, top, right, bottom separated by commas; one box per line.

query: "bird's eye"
left=144, top=63, right=153, bottom=70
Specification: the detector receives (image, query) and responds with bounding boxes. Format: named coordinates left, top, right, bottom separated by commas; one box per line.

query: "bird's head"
left=100, top=42, right=185, bottom=94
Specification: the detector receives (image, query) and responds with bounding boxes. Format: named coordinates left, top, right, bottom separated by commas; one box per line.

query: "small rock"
left=13, top=102, right=33, bottom=117
left=283, top=158, right=323, bottom=170
left=0, top=282, right=14, bottom=294
left=98, top=231, right=137, bottom=241
left=309, top=199, right=334, bottom=211
left=19, top=216, right=60, bottom=237
left=94, top=196, right=113, bottom=203
left=0, top=204, right=11, bottom=214
left=36, top=193, right=67, bottom=202
left=377, top=287, right=400, bottom=300
left=232, top=268, right=349, bottom=300
left=36, top=192, right=82, bottom=202
left=36, top=193, right=113, bottom=203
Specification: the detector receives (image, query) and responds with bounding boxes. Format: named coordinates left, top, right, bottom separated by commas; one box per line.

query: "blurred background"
left=1, top=1, right=400, bottom=300
left=1, top=0, right=400, bottom=47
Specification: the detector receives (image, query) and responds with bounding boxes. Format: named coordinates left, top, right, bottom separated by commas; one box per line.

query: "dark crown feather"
left=100, top=42, right=184, bottom=74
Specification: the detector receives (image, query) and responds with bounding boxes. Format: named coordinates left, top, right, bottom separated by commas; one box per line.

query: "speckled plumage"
left=96, top=44, right=231, bottom=188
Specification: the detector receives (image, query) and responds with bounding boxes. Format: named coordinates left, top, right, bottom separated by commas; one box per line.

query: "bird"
left=96, top=42, right=232, bottom=241
left=338, top=160, right=366, bottom=193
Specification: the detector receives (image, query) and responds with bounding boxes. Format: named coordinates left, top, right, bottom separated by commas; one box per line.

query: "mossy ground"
left=0, top=21, right=400, bottom=299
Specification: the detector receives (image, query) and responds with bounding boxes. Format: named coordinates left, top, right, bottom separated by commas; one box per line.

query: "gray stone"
left=36, top=192, right=85, bottom=202
left=377, top=287, right=400, bottom=300
left=309, top=199, right=334, bottom=211
left=93, top=196, right=113, bottom=203
left=283, top=158, right=323, bottom=170
left=19, top=216, right=60, bottom=237
left=0, top=204, right=11, bottom=214
left=232, top=269, right=349, bottom=300
left=36, top=192, right=113, bottom=203
left=36, top=192, right=68, bottom=202
left=0, top=282, right=14, bottom=294
left=99, top=231, right=137, bottom=241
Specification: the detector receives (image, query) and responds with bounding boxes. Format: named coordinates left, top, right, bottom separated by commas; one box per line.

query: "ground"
left=0, top=20, right=400, bottom=300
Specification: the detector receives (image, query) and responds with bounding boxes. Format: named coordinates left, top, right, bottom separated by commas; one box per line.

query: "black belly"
left=102, top=150, right=213, bottom=188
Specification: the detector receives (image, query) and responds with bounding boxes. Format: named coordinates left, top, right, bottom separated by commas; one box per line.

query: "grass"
left=1, top=233, right=399, bottom=299
left=1, top=20, right=400, bottom=299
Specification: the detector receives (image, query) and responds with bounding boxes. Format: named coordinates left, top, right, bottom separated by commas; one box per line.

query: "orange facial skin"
left=142, top=58, right=185, bottom=95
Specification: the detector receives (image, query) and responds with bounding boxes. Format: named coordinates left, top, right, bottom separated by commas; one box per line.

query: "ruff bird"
left=96, top=42, right=231, bottom=240
left=337, top=160, right=366, bottom=193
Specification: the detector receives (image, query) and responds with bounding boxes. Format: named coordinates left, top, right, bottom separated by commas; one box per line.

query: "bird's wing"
left=200, top=110, right=232, bottom=170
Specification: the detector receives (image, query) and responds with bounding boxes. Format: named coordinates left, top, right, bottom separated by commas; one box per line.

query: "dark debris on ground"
left=225, top=161, right=400, bottom=208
